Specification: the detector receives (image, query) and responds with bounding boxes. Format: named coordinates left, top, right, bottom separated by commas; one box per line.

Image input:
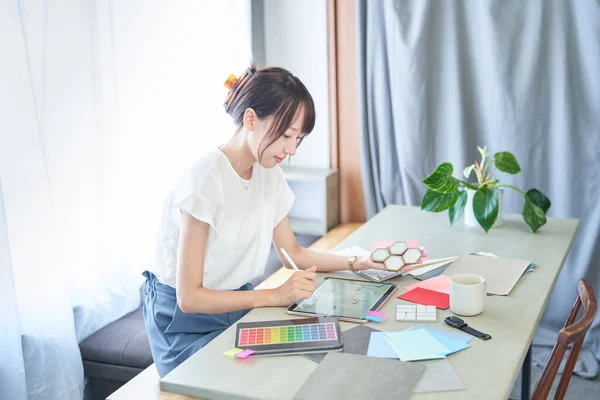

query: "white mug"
left=450, top=274, right=486, bottom=316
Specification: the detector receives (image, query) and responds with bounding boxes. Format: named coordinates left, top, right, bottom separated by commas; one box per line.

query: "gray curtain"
left=357, top=0, right=600, bottom=377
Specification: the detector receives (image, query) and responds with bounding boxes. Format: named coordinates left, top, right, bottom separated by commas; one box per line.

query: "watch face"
left=444, top=316, right=466, bottom=328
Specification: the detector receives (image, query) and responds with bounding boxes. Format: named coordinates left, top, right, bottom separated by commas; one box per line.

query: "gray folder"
left=301, top=324, right=378, bottom=363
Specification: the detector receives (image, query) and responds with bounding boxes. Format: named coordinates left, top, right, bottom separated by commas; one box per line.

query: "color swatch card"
left=384, top=330, right=449, bottom=361
left=234, top=317, right=343, bottom=356
left=405, top=275, right=451, bottom=295
left=398, top=287, right=450, bottom=309
left=238, top=322, right=337, bottom=347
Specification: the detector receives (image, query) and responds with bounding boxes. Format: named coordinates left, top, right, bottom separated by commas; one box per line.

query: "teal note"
left=384, top=329, right=449, bottom=362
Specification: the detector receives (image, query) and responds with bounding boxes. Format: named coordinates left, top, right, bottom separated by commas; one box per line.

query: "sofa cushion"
left=79, top=306, right=153, bottom=378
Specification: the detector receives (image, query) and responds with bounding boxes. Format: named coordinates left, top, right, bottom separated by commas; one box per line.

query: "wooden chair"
left=531, top=279, right=598, bottom=400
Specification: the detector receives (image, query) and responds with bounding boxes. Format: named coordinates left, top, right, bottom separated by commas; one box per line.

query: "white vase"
left=464, top=188, right=504, bottom=228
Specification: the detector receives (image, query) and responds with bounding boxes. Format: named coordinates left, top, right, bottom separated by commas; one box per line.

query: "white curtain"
left=0, top=1, right=251, bottom=399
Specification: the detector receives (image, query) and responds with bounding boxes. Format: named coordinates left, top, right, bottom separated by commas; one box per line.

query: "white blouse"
left=150, top=148, right=294, bottom=290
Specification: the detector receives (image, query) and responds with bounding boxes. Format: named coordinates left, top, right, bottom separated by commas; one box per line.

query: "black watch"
left=444, top=316, right=492, bottom=341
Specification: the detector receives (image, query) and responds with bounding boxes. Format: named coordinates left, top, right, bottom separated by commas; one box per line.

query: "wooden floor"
left=107, top=223, right=362, bottom=400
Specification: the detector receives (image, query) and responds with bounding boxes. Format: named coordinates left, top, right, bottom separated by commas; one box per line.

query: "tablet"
left=287, top=277, right=398, bottom=323
left=233, top=317, right=343, bottom=356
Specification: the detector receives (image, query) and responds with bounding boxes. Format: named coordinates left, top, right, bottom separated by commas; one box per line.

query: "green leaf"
left=423, top=162, right=459, bottom=194
left=525, top=188, right=551, bottom=213
left=478, top=145, right=488, bottom=166
left=522, top=189, right=551, bottom=232
left=473, top=186, right=499, bottom=233
left=463, top=165, right=475, bottom=179
left=421, top=189, right=459, bottom=212
left=449, top=190, right=468, bottom=225
left=494, top=152, right=521, bottom=174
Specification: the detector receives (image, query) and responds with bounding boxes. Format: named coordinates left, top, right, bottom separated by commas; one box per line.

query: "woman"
left=143, top=65, right=385, bottom=377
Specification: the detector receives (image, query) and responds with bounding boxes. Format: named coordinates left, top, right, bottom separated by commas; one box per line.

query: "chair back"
left=531, top=279, right=598, bottom=400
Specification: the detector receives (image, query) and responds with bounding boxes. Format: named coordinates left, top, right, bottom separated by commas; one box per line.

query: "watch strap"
left=461, top=325, right=492, bottom=340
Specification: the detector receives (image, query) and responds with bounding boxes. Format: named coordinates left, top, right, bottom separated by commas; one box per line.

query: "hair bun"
left=224, top=68, right=255, bottom=112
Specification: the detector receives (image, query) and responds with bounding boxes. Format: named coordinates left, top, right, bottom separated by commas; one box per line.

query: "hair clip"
left=224, top=74, right=238, bottom=90
left=224, top=68, right=254, bottom=112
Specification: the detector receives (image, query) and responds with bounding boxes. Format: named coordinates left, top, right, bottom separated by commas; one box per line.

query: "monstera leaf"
left=423, top=163, right=459, bottom=194
left=494, top=152, right=521, bottom=174
left=449, top=190, right=468, bottom=225
left=522, top=189, right=551, bottom=232
left=473, top=187, right=499, bottom=233
left=421, top=189, right=459, bottom=212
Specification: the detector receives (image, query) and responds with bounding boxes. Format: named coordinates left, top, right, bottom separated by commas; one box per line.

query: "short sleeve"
left=177, top=191, right=216, bottom=231
left=169, top=160, right=223, bottom=236
left=272, top=168, right=295, bottom=228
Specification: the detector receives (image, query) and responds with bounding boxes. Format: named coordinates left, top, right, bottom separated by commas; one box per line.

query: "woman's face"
left=248, top=107, right=306, bottom=169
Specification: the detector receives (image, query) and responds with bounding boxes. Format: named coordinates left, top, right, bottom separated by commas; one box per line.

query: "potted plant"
left=420, top=146, right=551, bottom=233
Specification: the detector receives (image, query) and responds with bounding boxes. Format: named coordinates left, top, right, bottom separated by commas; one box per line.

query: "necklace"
left=221, top=143, right=252, bottom=190
left=239, top=176, right=251, bottom=190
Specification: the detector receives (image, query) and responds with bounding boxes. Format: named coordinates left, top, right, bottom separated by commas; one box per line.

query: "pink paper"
left=404, top=275, right=451, bottom=295
left=372, top=240, right=396, bottom=250
left=367, top=311, right=384, bottom=318
left=235, top=349, right=256, bottom=359
left=371, top=240, right=428, bottom=260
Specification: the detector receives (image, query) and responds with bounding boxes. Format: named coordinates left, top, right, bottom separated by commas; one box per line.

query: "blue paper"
left=367, top=332, right=398, bottom=359
left=406, top=326, right=470, bottom=355
left=407, top=324, right=473, bottom=343
left=365, top=314, right=382, bottom=323
left=385, top=330, right=449, bottom=361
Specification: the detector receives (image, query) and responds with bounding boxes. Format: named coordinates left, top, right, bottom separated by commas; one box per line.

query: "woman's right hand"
left=271, top=265, right=318, bottom=307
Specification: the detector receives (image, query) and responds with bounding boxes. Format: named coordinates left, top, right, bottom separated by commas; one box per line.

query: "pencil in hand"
left=280, top=248, right=319, bottom=299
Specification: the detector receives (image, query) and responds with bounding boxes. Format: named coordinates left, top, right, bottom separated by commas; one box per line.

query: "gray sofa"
left=79, top=235, right=320, bottom=400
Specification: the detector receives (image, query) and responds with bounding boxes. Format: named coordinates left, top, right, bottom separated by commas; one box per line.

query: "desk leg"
left=521, top=345, right=532, bottom=400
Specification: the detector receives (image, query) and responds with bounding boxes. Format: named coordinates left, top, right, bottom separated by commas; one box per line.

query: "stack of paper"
left=398, top=287, right=450, bottom=309
left=367, top=325, right=472, bottom=362
left=405, top=275, right=451, bottom=294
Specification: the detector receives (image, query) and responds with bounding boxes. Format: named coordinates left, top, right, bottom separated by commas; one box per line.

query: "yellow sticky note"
left=223, top=348, right=243, bottom=357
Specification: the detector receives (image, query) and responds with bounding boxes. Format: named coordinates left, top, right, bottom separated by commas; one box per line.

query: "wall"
left=262, top=0, right=330, bottom=169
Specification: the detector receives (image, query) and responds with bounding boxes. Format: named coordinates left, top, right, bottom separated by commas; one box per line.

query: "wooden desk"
left=107, top=223, right=362, bottom=400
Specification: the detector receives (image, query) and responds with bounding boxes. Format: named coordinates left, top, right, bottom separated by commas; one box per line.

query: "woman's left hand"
left=355, top=256, right=387, bottom=271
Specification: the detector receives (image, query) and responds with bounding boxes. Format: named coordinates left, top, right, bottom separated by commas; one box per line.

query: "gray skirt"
left=142, top=271, right=252, bottom=377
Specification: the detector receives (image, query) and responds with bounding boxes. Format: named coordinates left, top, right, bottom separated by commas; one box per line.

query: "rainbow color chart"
left=238, top=322, right=337, bottom=346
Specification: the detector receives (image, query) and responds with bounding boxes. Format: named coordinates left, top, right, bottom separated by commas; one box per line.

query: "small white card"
left=396, top=305, right=436, bottom=322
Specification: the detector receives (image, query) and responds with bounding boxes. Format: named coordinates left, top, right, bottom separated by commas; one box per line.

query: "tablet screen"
left=289, top=277, right=397, bottom=320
